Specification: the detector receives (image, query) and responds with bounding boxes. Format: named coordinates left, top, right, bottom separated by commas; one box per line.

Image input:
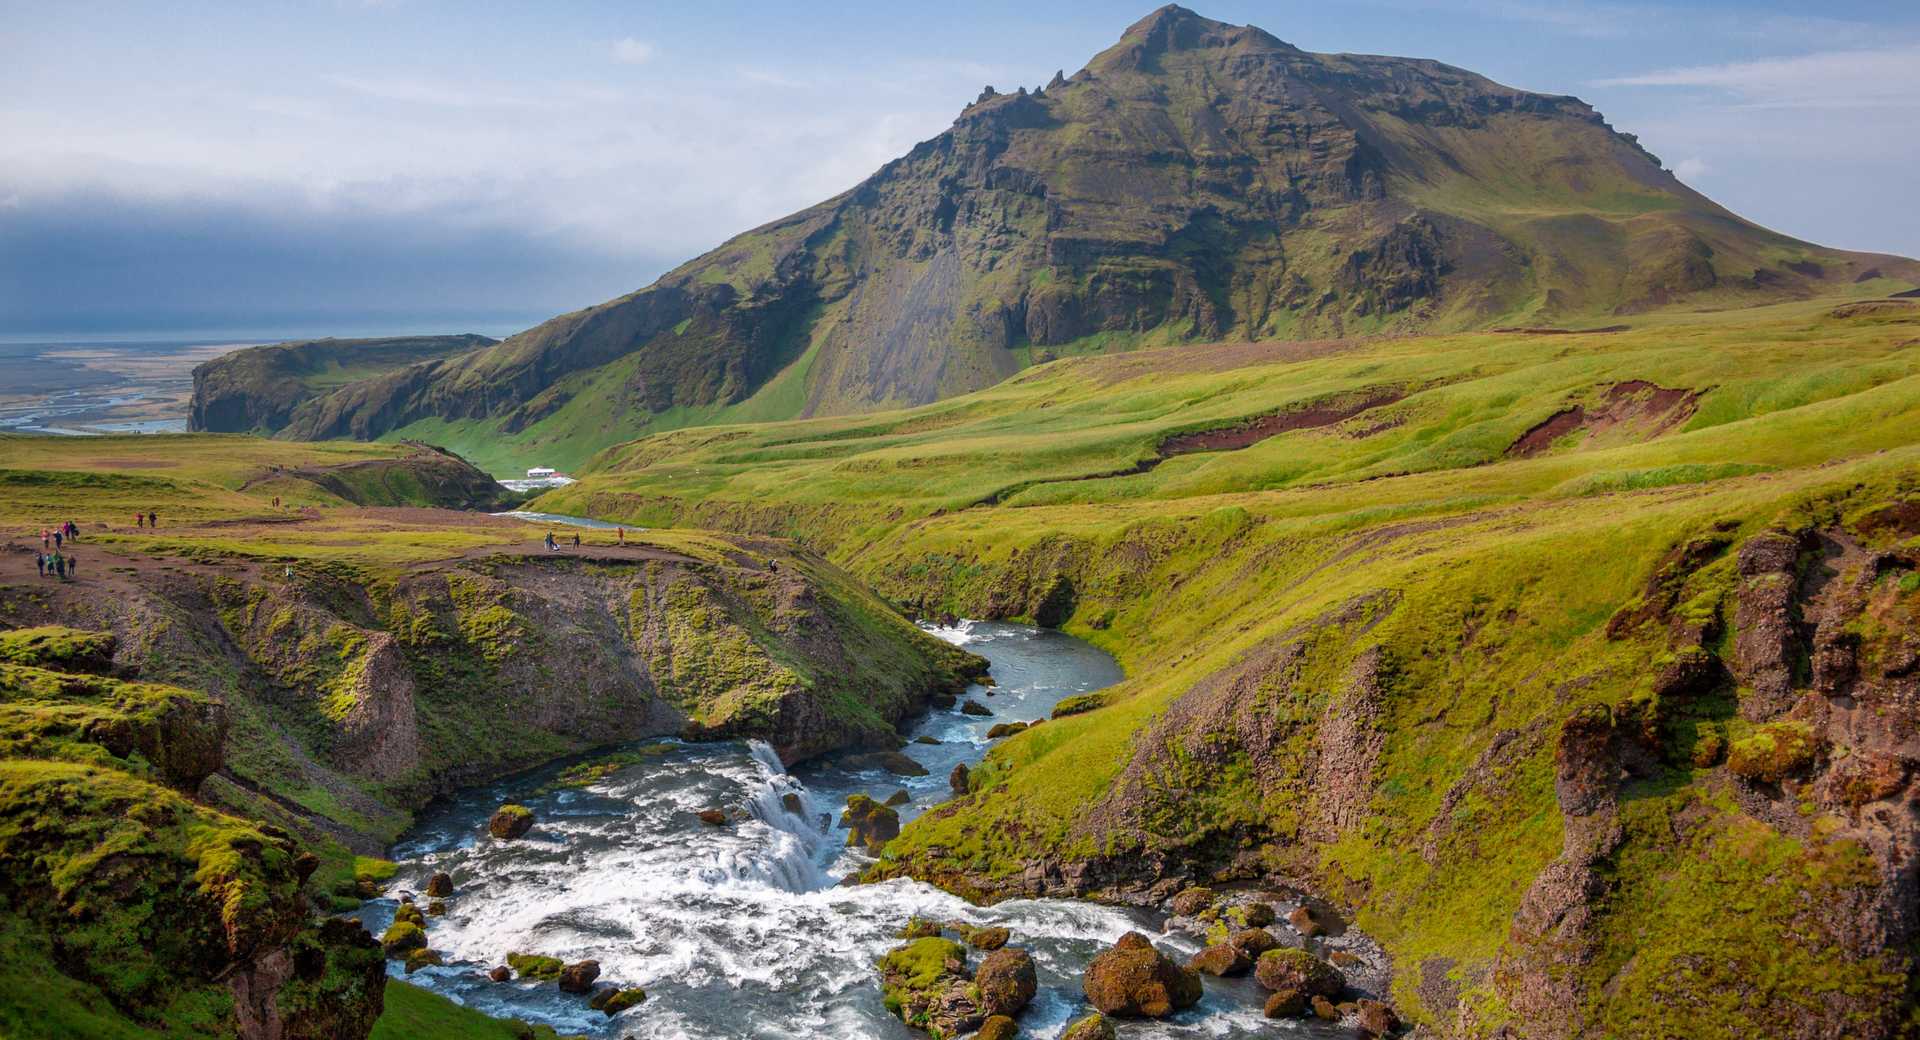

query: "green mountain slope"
left=188, top=334, right=497, bottom=434
left=266, top=5, right=1919, bottom=474
left=537, top=295, right=1920, bottom=1038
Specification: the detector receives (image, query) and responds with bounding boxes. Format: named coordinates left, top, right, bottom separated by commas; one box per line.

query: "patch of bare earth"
left=1507, top=380, right=1701, bottom=458
left=1158, top=388, right=1407, bottom=457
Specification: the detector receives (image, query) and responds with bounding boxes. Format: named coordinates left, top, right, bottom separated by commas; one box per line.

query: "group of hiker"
left=36, top=521, right=82, bottom=580
left=542, top=526, right=626, bottom=552
left=132, top=510, right=158, bottom=527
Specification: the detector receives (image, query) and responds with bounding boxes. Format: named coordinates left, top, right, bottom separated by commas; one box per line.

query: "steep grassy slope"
left=188, top=335, right=497, bottom=434
left=261, top=5, right=1918, bottom=474
left=0, top=434, right=982, bottom=1039
left=539, top=296, right=1920, bottom=1038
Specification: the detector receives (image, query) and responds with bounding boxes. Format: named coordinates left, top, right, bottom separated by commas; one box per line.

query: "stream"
left=363, top=622, right=1361, bottom=1039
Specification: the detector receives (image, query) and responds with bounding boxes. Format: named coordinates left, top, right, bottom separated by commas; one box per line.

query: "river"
left=362, top=622, right=1360, bottom=1039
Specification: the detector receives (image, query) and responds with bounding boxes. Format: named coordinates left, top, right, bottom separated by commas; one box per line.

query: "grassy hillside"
left=253, top=6, right=1918, bottom=476
left=0, top=432, right=981, bottom=1040
left=539, top=294, right=1920, bottom=1038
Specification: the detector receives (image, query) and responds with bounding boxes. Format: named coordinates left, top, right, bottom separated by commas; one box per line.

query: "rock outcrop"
left=1081, top=931, right=1203, bottom=1018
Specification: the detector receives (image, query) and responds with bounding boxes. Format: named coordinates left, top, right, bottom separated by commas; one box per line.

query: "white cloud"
left=1595, top=44, right=1920, bottom=109
left=1670, top=157, right=1709, bottom=182
left=611, top=37, right=655, bottom=65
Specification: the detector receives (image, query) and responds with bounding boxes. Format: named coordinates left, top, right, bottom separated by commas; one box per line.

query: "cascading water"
left=366, top=623, right=1362, bottom=1039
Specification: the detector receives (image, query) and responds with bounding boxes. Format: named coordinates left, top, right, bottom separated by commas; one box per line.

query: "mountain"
left=188, top=334, right=496, bottom=434
left=265, top=5, right=1916, bottom=471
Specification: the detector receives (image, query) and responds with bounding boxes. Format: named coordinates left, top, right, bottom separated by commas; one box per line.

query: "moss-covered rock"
left=975, top=946, right=1037, bottom=1017
left=507, top=952, right=566, bottom=980
left=1082, top=931, right=1202, bottom=1018
left=1254, top=947, right=1343, bottom=1013
left=841, top=794, right=901, bottom=854
left=1060, top=1013, right=1116, bottom=1040
left=0, top=626, right=116, bottom=673
left=1169, top=886, right=1215, bottom=916
left=1727, top=721, right=1821, bottom=783
left=876, top=936, right=978, bottom=1036
left=897, top=916, right=944, bottom=939
left=557, top=959, right=600, bottom=994
left=1188, top=942, right=1250, bottom=976
left=590, top=986, right=647, bottom=1016
left=977, top=1015, right=1018, bottom=1040
left=426, top=871, right=453, bottom=897
left=489, top=803, right=534, bottom=839
left=381, top=920, right=427, bottom=957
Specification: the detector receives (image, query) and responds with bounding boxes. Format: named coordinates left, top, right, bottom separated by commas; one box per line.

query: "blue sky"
left=3, top=1, right=1917, bottom=337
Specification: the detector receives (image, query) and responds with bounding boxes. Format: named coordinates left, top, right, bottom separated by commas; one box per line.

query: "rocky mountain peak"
left=1094, top=4, right=1296, bottom=73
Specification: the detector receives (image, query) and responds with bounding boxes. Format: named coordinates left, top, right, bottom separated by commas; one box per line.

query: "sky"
left=3, top=0, right=1918, bottom=338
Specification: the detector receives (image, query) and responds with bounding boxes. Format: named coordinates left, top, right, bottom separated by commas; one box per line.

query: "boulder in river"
left=426, top=871, right=454, bottom=897
left=877, top=937, right=983, bottom=1037
left=949, top=763, right=970, bottom=794
left=781, top=792, right=805, bottom=814
left=591, top=987, right=647, bottom=1016
left=1169, top=886, right=1214, bottom=916
left=976, top=947, right=1037, bottom=1017
left=403, top=948, right=443, bottom=973
left=1229, top=901, right=1276, bottom=928
left=488, top=803, right=534, bottom=839
left=558, top=959, right=601, bottom=993
left=914, top=735, right=941, bottom=745
left=697, top=808, right=728, bottom=825
left=506, top=952, right=565, bottom=981
left=960, top=700, right=993, bottom=716
left=393, top=903, right=425, bottom=927
left=898, top=917, right=944, bottom=939
left=879, top=751, right=929, bottom=776
left=380, top=920, right=426, bottom=958
left=885, top=789, right=912, bottom=807
left=1188, top=942, right=1250, bottom=976
left=1082, top=931, right=1202, bottom=1018
left=963, top=925, right=1010, bottom=951
left=1254, top=948, right=1344, bottom=1015
left=1060, top=1013, right=1117, bottom=1040
left=426, top=900, right=446, bottom=917
left=487, top=965, right=511, bottom=983
left=1227, top=928, right=1278, bottom=956
left=977, top=1015, right=1018, bottom=1040
left=840, top=794, right=901, bottom=853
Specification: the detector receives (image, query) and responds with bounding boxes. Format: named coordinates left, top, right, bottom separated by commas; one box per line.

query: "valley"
left=4, top=6, right=1919, bottom=1040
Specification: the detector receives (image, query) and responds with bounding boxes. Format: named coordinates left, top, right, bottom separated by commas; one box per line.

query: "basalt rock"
left=961, top=700, right=993, bottom=717
left=1060, top=1014, right=1117, bottom=1040
left=1082, top=931, right=1203, bottom=1018
left=489, top=803, right=534, bottom=840
left=426, top=871, right=453, bottom=897
left=1170, top=886, right=1215, bottom=916
left=1228, top=928, right=1280, bottom=956
left=488, top=965, right=511, bottom=982
left=977, top=1015, right=1019, bottom=1040
left=885, top=789, right=913, bottom=807
left=841, top=794, right=902, bottom=853
left=697, top=808, right=728, bottom=825
left=975, top=946, right=1038, bottom=1017
left=1287, top=905, right=1322, bottom=937
left=1188, top=942, right=1251, bottom=976
left=1254, top=948, right=1344, bottom=1012
left=950, top=763, right=971, bottom=794
left=558, top=959, right=601, bottom=994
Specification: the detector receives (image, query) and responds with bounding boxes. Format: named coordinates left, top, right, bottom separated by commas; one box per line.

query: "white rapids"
left=363, top=622, right=1348, bottom=1039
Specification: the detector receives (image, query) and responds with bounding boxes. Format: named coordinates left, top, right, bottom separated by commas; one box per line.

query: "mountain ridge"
left=241, top=5, right=1914, bottom=472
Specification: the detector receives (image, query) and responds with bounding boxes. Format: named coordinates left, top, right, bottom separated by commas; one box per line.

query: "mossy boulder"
left=1229, top=901, right=1277, bottom=928
left=985, top=721, right=1029, bottom=739
left=489, top=803, right=534, bottom=839
left=393, top=902, right=425, bottom=927
left=426, top=871, right=454, bottom=897
left=1170, top=886, right=1215, bottom=916
left=1227, top=928, right=1279, bottom=956
left=1188, top=942, right=1251, bottom=976
left=977, top=1015, right=1019, bottom=1040
left=1060, top=1013, right=1117, bottom=1040
left=975, top=946, right=1037, bottom=1016
left=1082, top=931, right=1202, bottom=1018
left=403, top=947, right=443, bottom=972
left=877, top=936, right=979, bottom=1036
left=508, top=952, right=566, bottom=980
left=841, top=794, right=901, bottom=853
left=1727, top=720, right=1821, bottom=783
left=898, top=916, right=945, bottom=939
left=1356, top=998, right=1400, bottom=1036
left=381, top=920, right=427, bottom=957
left=1254, top=947, right=1344, bottom=1014
left=590, top=986, right=648, bottom=1015
left=964, top=925, right=1010, bottom=950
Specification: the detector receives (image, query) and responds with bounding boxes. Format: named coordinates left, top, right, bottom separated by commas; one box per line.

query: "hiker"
left=66, top=520, right=77, bottom=540
left=52, top=553, right=65, bottom=580
left=35, top=554, right=44, bottom=578
left=572, top=532, right=581, bottom=548
left=65, top=555, right=75, bottom=579
left=52, top=530, right=62, bottom=549
left=544, top=531, right=558, bottom=552
left=148, top=510, right=157, bottom=528
left=40, top=529, right=49, bottom=548
left=616, top=526, right=625, bottom=545
left=134, top=512, right=143, bottom=528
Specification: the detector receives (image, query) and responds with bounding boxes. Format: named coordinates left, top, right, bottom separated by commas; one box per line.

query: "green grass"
left=371, top=979, right=584, bottom=1040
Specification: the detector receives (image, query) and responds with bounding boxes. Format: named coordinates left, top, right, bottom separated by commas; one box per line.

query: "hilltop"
left=230, top=5, right=1915, bottom=473
left=188, top=334, right=497, bottom=435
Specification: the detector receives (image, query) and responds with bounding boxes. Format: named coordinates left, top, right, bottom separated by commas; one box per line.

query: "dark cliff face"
left=272, top=5, right=1915, bottom=459
left=187, top=334, right=495, bottom=434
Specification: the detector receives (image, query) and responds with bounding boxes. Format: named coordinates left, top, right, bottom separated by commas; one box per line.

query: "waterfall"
left=738, top=741, right=833, bottom=893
